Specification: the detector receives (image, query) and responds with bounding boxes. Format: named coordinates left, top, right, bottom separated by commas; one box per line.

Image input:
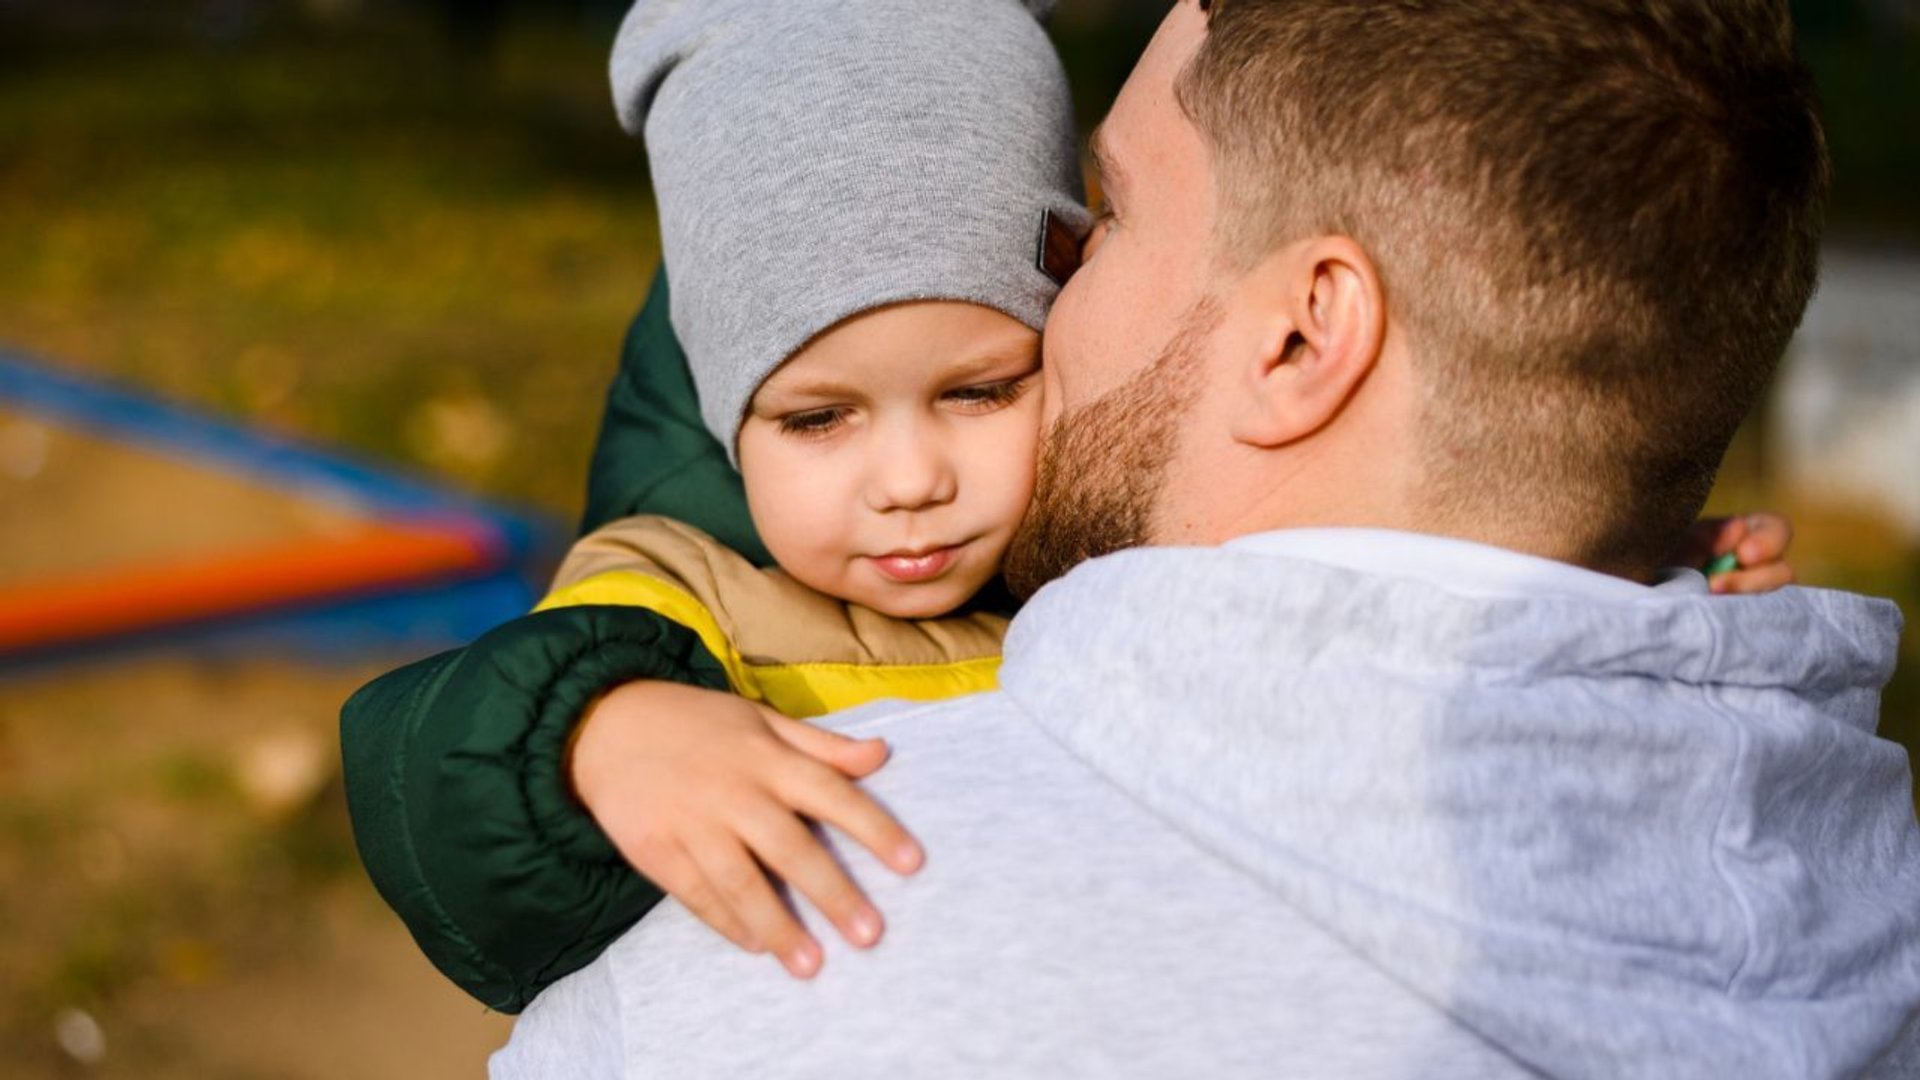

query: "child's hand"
left=568, top=680, right=924, bottom=979
left=1675, top=512, right=1795, bottom=594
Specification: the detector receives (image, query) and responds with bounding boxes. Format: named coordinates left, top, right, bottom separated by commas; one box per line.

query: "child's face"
left=737, top=301, right=1042, bottom=618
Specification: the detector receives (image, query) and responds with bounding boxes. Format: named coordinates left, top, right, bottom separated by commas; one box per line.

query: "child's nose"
left=865, top=423, right=958, bottom=513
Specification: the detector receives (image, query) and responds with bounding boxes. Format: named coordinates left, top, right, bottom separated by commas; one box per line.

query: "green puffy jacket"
left=341, top=269, right=768, bottom=1014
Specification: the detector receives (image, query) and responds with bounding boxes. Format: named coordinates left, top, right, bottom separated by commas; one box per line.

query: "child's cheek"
left=977, top=401, right=1043, bottom=521
left=739, top=432, right=842, bottom=576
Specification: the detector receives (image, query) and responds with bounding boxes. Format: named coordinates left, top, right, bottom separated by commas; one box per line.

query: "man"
left=492, top=1, right=1920, bottom=1076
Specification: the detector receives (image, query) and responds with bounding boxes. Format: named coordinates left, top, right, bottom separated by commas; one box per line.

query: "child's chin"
left=862, top=584, right=972, bottom=620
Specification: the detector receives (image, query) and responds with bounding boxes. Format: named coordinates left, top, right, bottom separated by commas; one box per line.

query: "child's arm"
left=340, top=603, right=730, bottom=1013
left=570, top=680, right=923, bottom=979
left=343, top=517, right=970, bottom=1011
left=341, top=271, right=771, bottom=1013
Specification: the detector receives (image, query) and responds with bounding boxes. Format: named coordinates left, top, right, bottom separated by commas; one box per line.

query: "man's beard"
left=1003, top=302, right=1217, bottom=599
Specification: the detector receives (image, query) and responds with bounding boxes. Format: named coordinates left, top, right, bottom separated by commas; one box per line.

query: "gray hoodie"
left=494, top=531, right=1920, bottom=1078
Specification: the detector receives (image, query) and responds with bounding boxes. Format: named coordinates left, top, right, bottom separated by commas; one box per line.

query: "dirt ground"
left=0, top=656, right=513, bottom=1078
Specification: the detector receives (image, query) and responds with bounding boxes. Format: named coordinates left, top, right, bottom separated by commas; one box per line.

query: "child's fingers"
left=774, top=757, right=924, bottom=877
left=686, top=829, right=822, bottom=980
left=737, top=803, right=885, bottom=950
left=1696, top=513, right=1794, bottom=593
left=1677, top=514, right=1758, bottom=568
left=1734, top=512, right=1794, bottom=569
left=627, top=834, right=761, bottom=954
left=1710, top=561, right=1795, bottom=596
left=764, top=711, right=891, bottom=779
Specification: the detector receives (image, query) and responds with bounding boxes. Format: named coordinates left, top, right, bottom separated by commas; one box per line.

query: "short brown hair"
left=1178, top=0, right=1828, bottom=573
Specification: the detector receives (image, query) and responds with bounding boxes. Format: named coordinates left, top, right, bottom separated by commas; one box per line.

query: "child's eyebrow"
left=759, top=343, right=1037, bottom=405
left=944, top=342, right=1042, bottom=383
left=757, top=375, right=865, bottom=404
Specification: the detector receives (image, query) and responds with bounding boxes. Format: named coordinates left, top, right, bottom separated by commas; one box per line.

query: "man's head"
left=1006, top=0, right=1827, bottom=595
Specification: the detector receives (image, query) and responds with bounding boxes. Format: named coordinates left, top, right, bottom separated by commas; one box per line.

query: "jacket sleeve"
left=340, top=604, right=731, bottom=1014
left=342, top=267, right=758, bottom=1013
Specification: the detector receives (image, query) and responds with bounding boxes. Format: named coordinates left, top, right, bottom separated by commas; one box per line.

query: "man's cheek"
left=1038, top=326, right=1073, bottom=427
left=1042, top=283, right=1112, bottom=417
left=1011, top=401, right=1045, bottom=492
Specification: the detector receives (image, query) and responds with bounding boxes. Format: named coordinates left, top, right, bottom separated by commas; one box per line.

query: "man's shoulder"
left=501, top=677, right=1523, bottom=1080
left=815, top=690, right=1084, bottom=809
left=816, top=689, right=1023, bottom=740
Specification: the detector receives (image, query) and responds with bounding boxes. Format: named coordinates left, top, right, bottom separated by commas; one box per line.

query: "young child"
left=552, top=0, right=1087, bottom=981
left=340, top=0, right=1793, bottom=1013
left=343, top=0, right=1088, bottom=1010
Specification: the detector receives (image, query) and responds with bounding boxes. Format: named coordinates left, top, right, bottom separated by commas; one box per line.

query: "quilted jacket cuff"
left=344, top=604, right=728, bottom=1013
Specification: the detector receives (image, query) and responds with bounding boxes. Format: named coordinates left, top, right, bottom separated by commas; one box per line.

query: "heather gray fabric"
left=494, top=532, right=1920, bottom=1078
left=611, top=0, right=1086, bottom=456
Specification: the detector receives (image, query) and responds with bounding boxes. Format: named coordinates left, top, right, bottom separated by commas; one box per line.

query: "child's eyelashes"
left=943, top=376, right=1032, bottom=412
left=777, top=407, right=850, bottom=438
left=771, top=376, right=1033, bottom=439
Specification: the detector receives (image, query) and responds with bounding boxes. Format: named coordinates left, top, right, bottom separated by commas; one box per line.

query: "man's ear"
left=1226, top=236, right=1385, bottom=449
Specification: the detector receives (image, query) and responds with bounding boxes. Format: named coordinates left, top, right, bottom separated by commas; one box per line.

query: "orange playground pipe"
left=0, top=524, right=497, bottom=654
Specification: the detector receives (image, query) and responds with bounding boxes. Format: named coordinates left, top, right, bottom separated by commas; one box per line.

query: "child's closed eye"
left=943, top=376, right=1033, bottom=413
left=777, top=407, right=851, bottom=438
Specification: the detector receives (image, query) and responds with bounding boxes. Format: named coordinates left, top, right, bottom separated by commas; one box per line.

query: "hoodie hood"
left=998, top=537, right=1920, bottom=1078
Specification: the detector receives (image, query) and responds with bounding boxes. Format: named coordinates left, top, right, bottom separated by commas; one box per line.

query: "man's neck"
left=1222, top=527, right=1675, bottom=600
left=1152, top=342, right=1655, bottom=583
left=1187, top=507, right=1659, bottom=587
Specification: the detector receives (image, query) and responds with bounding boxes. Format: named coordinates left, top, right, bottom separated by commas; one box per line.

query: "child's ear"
left=1227, top=236, right=1386, bottom=449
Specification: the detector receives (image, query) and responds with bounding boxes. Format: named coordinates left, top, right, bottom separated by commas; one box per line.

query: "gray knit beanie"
left=611, top=0, right=1087, bottom=456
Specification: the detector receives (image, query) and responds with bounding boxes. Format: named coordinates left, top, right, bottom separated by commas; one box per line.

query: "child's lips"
left=868, top=544, right=963, bottom=584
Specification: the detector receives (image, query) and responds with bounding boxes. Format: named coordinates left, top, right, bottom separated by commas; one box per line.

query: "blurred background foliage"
left=0, top=1, right=1915, bottom=1077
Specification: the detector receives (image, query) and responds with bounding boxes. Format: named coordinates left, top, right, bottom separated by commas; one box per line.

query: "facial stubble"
left=1003, top=302, right=1217, bottom=599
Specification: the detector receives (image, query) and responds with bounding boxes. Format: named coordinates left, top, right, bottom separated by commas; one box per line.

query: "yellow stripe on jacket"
left=537, top=570, right=1002, bottom=719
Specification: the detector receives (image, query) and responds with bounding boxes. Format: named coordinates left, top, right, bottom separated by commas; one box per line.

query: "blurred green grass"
left=0, top=9, right=661, bottom=510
